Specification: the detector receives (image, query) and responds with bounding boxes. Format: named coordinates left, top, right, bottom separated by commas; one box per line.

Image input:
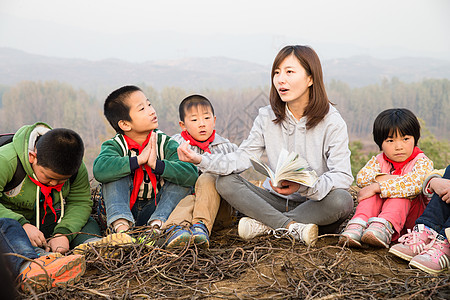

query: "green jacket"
left=93, top=130, right=198, bottom=198
left=0, top=123, right=92, bottom=242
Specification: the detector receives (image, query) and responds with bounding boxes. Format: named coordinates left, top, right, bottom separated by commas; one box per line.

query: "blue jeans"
left=416, top=165, right=450, bottom=236
left=0, top=218, right=39, bottom=277
left=216, top=174, right=354, bottom=234
left=102, top=175, right=192, bottom=227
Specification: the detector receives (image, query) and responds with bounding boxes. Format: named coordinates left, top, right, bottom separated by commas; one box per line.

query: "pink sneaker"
left=338, top=218, right=367, bottom=248
left=389, top=224, right=436, bottom=261
left=409, top=234, right=450, bottom=274
left=361, top=217, right=394, bottom=248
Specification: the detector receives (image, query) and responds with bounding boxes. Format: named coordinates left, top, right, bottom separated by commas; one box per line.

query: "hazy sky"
left=0, top=0, right=449, bottom=64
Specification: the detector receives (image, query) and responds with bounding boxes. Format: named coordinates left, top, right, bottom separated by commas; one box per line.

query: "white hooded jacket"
left=197, top=104, right=354, bottom=202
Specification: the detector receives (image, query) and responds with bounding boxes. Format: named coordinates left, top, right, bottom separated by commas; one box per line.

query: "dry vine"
left=17, top=225, right=450, bottom=300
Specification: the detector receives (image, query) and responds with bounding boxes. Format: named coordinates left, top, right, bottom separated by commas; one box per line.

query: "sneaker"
left=191, top=222, right=210, bottom=249
left=73, top=232, right=134, bottom=255
left=165, top=225, right=191, bottom=249
left=338, top=218, right=367, bottom=248
left=389, top=224, right=436, bottom=261
left=409, top=234, right=450, bottom=274
left=285, top=222, right=319, bottom=247
left=361, top=217, right=394, bottom=248
left=19, top=254, right=85, bottom=292
left=238, top=217, right=271, bottom=240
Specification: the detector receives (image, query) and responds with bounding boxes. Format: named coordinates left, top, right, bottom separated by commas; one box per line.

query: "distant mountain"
left=323, top=56, right=450, bottom=86
left=0, top=48, right=449, bottom=94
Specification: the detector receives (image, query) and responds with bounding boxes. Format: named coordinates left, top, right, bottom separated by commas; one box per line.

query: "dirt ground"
left=17, top=186, right=450, bottom=299
left=18, top=224, right=449, bottom=300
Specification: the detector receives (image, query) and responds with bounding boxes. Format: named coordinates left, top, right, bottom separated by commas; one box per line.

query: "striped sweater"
left=93, top=129, right=198, bottom=199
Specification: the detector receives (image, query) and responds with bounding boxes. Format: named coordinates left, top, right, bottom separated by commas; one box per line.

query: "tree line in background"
left=0, top=78, right=448, bottom=182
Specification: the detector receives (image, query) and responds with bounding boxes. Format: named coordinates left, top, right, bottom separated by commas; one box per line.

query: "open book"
left=250, top=149, right=318, bottom=188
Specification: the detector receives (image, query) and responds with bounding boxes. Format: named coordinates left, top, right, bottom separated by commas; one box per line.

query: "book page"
left=273, top=149, right=318, bottom=187
left=249, top=156, right=275, bottom=181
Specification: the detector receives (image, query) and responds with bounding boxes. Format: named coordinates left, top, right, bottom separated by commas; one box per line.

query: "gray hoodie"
left=197, top=104, right=353, bottom=202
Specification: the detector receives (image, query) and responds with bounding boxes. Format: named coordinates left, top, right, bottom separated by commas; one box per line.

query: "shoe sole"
left=73, top=233, right=133, bottom=256
left=361, top=231, right=389, bottom=248
left=53, top=255, right=86, bottom=287
left=193, top=234, right=210, bottom=249
left=409, top=259, right=446, bottom=275
left=22, top=255, right=85, bottom=292
left=338, top=235, right=362, bottom=248
left=303, top=224, right=319, bottom=247
left=388, top=247, right=414, bottom=261
left=21, top=273, right=52, bottom=292
left=166, top=233, right=191, bottom=249
left=238, top=217, right=269, bottom=240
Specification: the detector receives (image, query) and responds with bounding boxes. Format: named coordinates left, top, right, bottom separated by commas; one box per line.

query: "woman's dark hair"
left=373, top=108, right=421, bottom=150
left=270, top=45, right=331, bottom=129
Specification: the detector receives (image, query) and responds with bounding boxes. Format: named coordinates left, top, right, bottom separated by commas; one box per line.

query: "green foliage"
left=349, top=141, right=377, bottom=181
left=418, top=119, right=450, bottom=170
left=330, top=78, right=450, bottom=140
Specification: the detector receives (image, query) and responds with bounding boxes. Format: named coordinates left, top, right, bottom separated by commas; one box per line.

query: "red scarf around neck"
left=383, top=146, right=423, bottom=175
left=123, top=133, right=158, bottom=209
left=28, top=176, right=65, bottom=224
left=181, top=130, right=215, bottom=154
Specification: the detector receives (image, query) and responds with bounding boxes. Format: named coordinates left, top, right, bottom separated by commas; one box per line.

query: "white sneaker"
left=287, top=223, right=319, bottom=246
left=238, top=217, right=272, bottom=240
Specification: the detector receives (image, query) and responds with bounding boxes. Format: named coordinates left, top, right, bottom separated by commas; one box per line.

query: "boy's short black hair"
left=104, top=85, right=142, bottom=134
left=373, top=108, right=421, bottom=150
left=179, top=94, right=215, bottom=122
left=36, top=128, right=84, bottom=175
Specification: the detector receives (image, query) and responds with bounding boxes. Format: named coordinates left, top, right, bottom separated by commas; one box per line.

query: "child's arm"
left=378, top=157, right=434, bottom=199
left=357, top=182, right=381, bottom=202
left=356, top=156, right=384, bottom=188
left=155, top=134, right=198, bottom=187
left=52, top=163, right=93, bottom=246
left=422, top=168, right=446, bottom=198
left=427, top=177, right=450, bottom=203
left=93, top=139, right=134, bottom=183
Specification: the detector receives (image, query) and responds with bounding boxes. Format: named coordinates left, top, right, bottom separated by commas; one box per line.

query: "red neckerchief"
left=123, top=132, right=158, bottom=209
left=28, top=176, right=65, bottom=224
left=180, top=130, right=215, bottom=154
left=383, top=146, right=423, bottom=175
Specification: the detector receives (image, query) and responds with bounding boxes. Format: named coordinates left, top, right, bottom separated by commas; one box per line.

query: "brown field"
left=17, top=187, right=450, bottom=299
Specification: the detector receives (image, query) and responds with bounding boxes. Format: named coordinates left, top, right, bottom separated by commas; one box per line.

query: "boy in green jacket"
left=93, top=85, right=198, bottom=237
left=0, top=123, right=98, bottom=291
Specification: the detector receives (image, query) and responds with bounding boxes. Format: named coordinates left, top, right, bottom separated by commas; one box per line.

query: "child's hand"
left=357, top=183, right=380, bottom=202
left=48, top=234, right=70, bottom=254
left=23, top=223, right=47, bottom=249
left=147, top=132, right=157, bottom=169
left=137, top=143, right=151, bottom=165
left=270, top=180, right=300, bottom=196
left=429, top=177, right=450, bottom=203
left=177, top=141, right=202, bottom=164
